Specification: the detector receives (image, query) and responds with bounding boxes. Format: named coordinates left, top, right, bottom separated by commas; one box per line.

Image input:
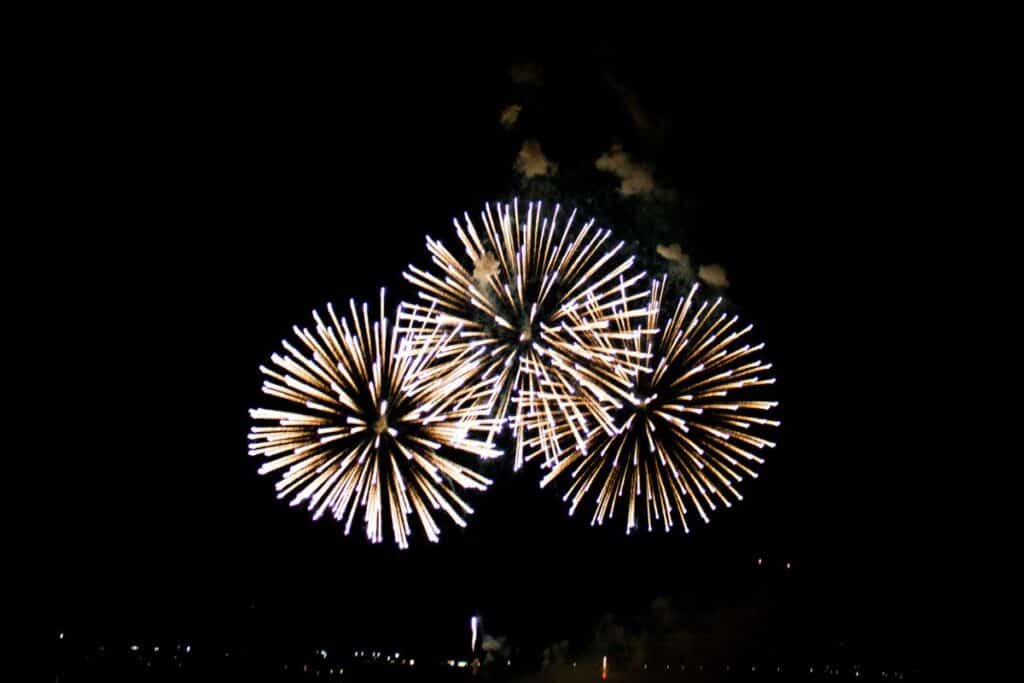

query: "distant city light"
left=55, top=637, right=906, bottom=682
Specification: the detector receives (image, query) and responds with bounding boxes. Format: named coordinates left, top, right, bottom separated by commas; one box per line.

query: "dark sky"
left=46, top=32, right=936, bottom=666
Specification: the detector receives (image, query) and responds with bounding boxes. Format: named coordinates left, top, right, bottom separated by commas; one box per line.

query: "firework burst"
left=399, top=199, right=653, bottom=470
left=248, top=289, right=502, bottom=549
left=526, top=278, right=780, bottom=533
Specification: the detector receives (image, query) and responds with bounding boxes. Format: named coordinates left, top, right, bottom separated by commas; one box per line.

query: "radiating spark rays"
left=399, top=199, right=652, bottom=470
left=248, top=289, right=503, bottom=549
left=528, top=278, right=779, bottom=534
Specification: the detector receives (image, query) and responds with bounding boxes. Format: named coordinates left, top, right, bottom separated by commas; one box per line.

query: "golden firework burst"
left=248, top=289, right=502, bottom=549
left=525, top=278, right=780, bottom=533
left=399, top=199, right=653, bottom=470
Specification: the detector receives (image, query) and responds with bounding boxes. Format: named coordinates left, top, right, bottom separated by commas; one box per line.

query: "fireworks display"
left=248, top=289, right=502, bottom=549
left=399, top=199, right=653, bottom=470
left=248, top=199, right=781, bottom=545
left=529, top=277, right=780, bottom=534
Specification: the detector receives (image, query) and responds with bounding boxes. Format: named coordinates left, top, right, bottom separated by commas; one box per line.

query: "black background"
left=44, top=27, right=938, bottom=670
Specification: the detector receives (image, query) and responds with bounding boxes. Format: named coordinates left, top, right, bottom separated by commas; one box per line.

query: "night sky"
left=47, top=32, right=936, bottom=673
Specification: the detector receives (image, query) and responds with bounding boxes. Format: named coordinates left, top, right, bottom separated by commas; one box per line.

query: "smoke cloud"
left=500, top=104, right=523, bottom=129
left=515, top=140, right=558, bottom=178
left=698, top=263, right=730, bottom=288
left=508, top=63, right=544, bottom=86
left=595, top=144, right=672, bottom=198
left=656, top=243, right=695, bottom=281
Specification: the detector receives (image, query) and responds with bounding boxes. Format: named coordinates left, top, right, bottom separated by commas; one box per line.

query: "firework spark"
left=470, top=616, right=478, bottom=652
left=526, top=278, right=780, bottom=533
left=399, top=199, right=653, bottom=470
left=248, top=289, right=502, bottom=549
